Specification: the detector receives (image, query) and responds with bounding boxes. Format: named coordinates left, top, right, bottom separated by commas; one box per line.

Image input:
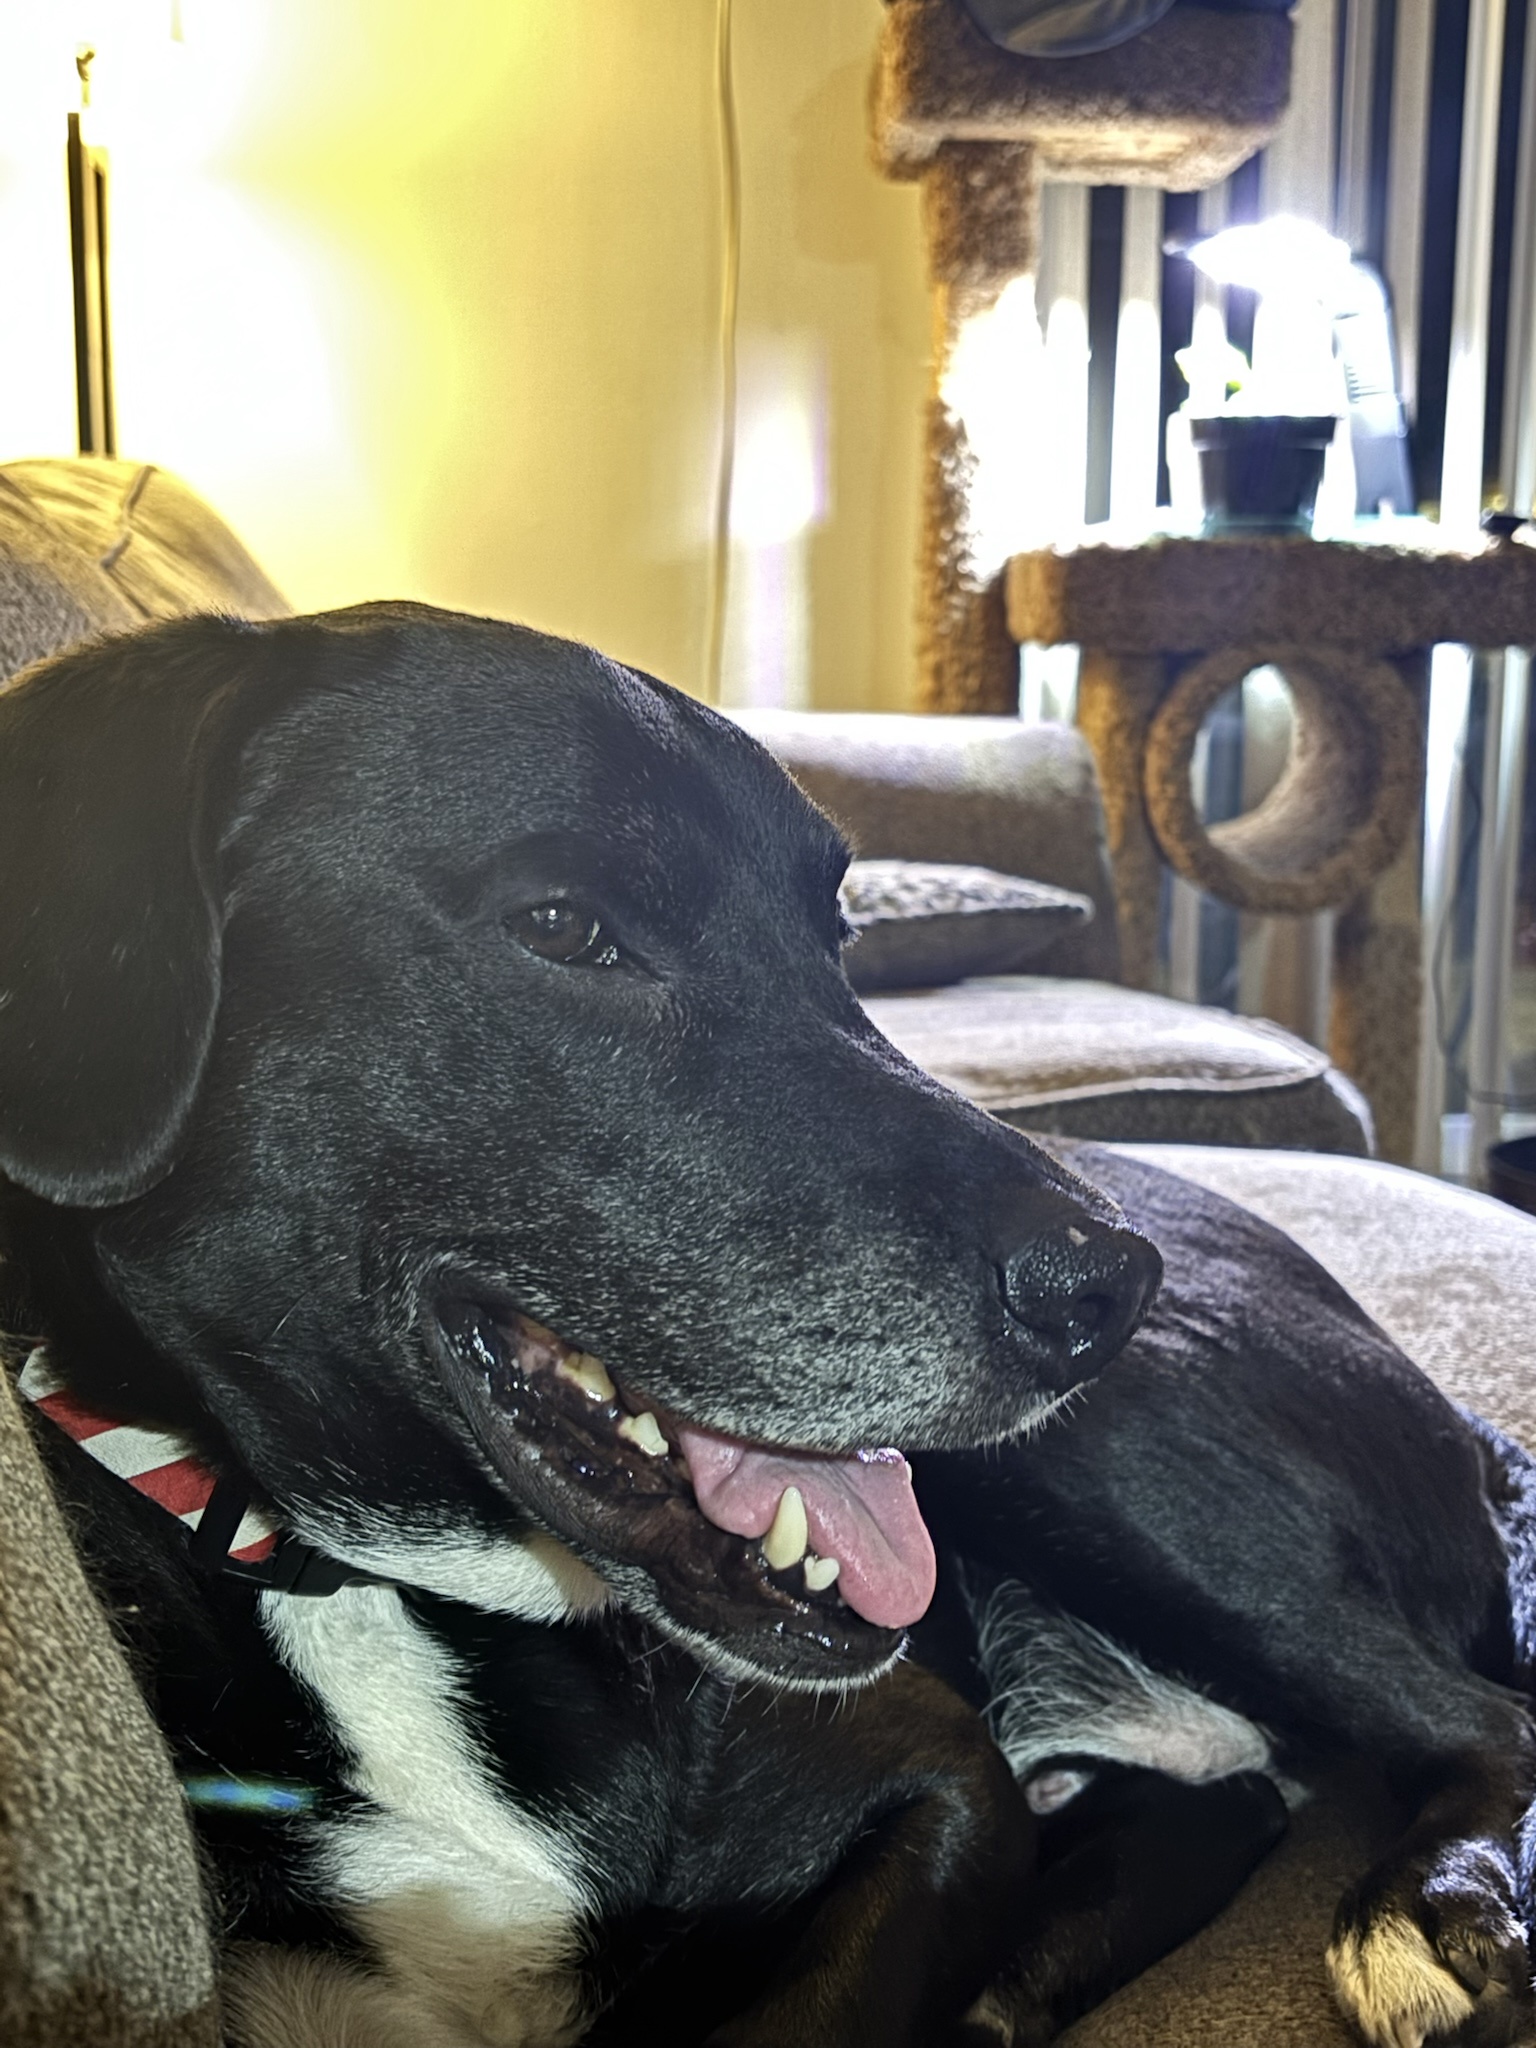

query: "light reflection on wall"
left=0, top=3, right=932, bottom=705
left=0, top=11, right=86, bottom=460
left=0, top=2, right=413, bottom=600
left=721, top=333, right=827, bottom=710
left=101, top=3, right=417, bottom=599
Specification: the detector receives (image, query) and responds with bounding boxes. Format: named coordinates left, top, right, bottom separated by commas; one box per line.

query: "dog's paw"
left=952, top=1985, right=1023, bottom=2045
left=1327, top=1865, right=1534, bottom=2048
left=945, top=1982, right=1060, bottom=2048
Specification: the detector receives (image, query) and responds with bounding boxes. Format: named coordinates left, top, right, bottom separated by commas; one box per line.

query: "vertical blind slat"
left=1384, top=0, right=1434, bottom=413
left=1500, top=0, right=1536, bottom=507
left=1262, top=0, right=1340, bottom=219
left=1441, top=0, right=1508, bottom=528
left=1339, top=0, right=1383, bottom=247
left=1109, top=187, right=1164, bottom=531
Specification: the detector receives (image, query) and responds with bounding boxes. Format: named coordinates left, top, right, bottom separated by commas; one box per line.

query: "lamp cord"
left=703, top=0, right=741, bottom=707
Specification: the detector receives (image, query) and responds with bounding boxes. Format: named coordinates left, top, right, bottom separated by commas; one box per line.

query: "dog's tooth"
left=803, top=1553, right=840, bottom=1593
left=617, top=1411, right=669, bottom=1458
left=512, top=1315, right=562, bottom=1366
left=762, top=1486, right=809, bottom=1571
left=555, top=1353, right=616, bottom=1403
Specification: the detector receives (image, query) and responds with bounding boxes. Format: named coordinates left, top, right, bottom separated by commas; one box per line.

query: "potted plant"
left=1170, top=337, right=1339, bottom=536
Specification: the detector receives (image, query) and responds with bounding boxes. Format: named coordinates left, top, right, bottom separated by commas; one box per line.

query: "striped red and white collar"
left=18, top=1348, right=279, bottom=1564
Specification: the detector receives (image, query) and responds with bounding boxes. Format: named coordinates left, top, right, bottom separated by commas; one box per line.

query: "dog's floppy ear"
left=0, top=615, right=301, bottom=1208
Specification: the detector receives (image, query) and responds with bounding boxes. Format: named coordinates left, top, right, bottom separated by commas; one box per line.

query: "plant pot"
left=1190, top=414, right=1336, bottom=535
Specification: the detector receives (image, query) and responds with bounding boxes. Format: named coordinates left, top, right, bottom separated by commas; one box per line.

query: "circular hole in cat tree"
left=1142, top=644, right=1421, bottom=915
left=1177, top=667, right=1293, bottom=832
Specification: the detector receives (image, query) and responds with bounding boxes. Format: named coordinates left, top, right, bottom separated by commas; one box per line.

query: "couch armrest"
left=730, top=710, right=1120, bottom=981
left=0, top=1361, right=219, bottom=2045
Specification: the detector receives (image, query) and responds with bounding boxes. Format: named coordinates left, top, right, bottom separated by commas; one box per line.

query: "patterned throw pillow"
left=839, top=860, right=1093, bottom=993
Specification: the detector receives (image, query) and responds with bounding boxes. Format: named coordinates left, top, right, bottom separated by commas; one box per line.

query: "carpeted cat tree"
left=871, top=0, right=1294, bottom=711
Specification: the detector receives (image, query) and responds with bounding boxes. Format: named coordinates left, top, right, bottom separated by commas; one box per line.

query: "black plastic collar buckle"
left=187, top=1477, right=391, bottom=1598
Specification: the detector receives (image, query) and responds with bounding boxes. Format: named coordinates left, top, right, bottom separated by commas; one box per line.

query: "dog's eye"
left=506, top=901, right=621, bottom=968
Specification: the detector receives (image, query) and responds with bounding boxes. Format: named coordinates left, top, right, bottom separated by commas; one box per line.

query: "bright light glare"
left=1186, top=218, right=1354, bottom=301
left=730, top=396, right=823, bottom=548
left=941, top=274, right=1055, bottom=576
left=1040, top=289, right=1088, bottom=540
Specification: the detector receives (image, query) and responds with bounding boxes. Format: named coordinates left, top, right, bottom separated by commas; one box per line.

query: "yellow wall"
left=0, top=1, right=930, bottom=708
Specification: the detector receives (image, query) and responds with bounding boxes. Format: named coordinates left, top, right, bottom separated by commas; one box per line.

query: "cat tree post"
left=871, top=0, right=1295, bottom=712
left=919, top=142, right=1040, bottom=713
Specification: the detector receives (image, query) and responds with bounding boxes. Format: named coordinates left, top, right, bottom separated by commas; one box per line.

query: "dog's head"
left=0, top=604, right=1158, bottom=1687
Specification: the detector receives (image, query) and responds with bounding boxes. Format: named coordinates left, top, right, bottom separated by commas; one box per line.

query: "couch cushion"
left=0, top=457, right=289, bottom=681
left=1112, top=1145, right=1536, bottom=1447
left=732, top=710, right=1121, bottom=980
left=863, top=979, right=1372, bottom=1153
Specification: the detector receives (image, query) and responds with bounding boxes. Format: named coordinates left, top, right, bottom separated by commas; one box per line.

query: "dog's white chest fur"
left=225, top=1585, right=591, bottom=2048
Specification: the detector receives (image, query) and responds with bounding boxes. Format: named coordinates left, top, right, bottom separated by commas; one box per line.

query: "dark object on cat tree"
left=875, top=0, right=1292, bottom=185
left=960, top=0, right=1295, bottom=62
left=961, top=0, right=1179, bottom=61
left=1488, top=1136, right=1536, bottom=1216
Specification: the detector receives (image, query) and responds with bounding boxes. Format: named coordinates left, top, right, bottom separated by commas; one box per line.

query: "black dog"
left=3, top=604, right=1533, bottom=2048
left=0, top=604, right=1161, bottom=2047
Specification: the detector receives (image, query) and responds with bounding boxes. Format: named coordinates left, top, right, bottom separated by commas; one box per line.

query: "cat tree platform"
left=873, top=0, right=1292, bottom=188
left=1006, top=530, right=1536, bottom=1161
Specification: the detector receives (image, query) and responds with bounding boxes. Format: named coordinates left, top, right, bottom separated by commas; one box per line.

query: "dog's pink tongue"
left=677, top=1425, right=937, bottom=1630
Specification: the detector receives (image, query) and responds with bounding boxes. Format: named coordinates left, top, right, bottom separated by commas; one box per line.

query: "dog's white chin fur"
left=656, top=1609, right=907, bottom=1697
left=293, top=1511, right=614, bottom=1622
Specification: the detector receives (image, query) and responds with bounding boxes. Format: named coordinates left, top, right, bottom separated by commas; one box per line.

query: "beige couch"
left=736, top=708, right=1375, bottom=1156
left=3, top=457, right=1534, bottom=2048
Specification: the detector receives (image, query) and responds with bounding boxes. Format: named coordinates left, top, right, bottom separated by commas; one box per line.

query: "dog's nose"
left=1002, top=1222, right=1161, bottom=1389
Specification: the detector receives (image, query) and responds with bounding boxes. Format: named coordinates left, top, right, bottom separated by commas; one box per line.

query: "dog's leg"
left=223, top=1917, right=590, bottom=2048
left=692, top=1664, right=1035, bottom=2048
left=223, top=1942, right=492, bottom=2048
left=937, top=1572, right=1289, bottom=2044
left=1323, top=1416, right=1536, bottom=2048
left=927, top=1403, right=1536, bottom=2048
left=1325, top=1710, right=1536, bottom=2048
left=965, top=1767, right=1288, bottom=2047
left=1016, top=1607, right=1536, bottom=2048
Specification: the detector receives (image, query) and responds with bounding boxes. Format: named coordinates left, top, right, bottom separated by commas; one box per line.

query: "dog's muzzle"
left=1001, top=1222, right=1161, bottom=1391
